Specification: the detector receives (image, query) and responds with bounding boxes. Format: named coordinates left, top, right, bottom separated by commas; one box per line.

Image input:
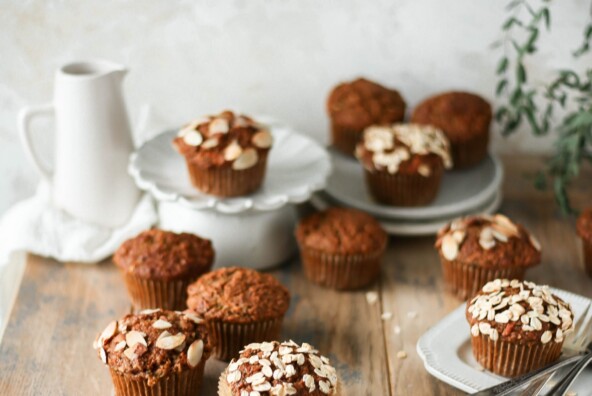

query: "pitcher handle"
left=18, top=104, right=54, bottom=180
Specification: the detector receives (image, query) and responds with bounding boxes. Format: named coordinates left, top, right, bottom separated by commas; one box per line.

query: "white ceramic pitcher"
left=18, top=60, right=141, bottom=228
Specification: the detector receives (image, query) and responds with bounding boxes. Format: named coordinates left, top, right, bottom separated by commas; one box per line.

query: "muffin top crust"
left=295, top=207, right=387, bottom=255
left=114, top=229, right=214, bottom=281
left=411, top=91, right=492, bottom=142
left=355, top=123, right=452, bottom=176
left=327, top=77, right=406, bottom=131
left=173, top=110, right=272, bottom=170
left=577, top=207, right=592, bottom=241
left=466, top=279, right=574, bottom=345
left=435, top=214, right=541, bottom=268
left=186, top=267, right=290, bottom=323
left=224, top=340, right=338, bottom=395
left=94, top=309, right=211, bottom=386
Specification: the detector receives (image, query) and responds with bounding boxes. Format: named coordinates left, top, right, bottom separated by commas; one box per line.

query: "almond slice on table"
left=187, top=339, right=204, bottom=367
left=252, top=130, right=273, bottom=149
left=232, top=148, right=259, bottom=170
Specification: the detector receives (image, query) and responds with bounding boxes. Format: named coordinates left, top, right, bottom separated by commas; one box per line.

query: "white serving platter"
left=310, top=191, right=502, bottom=236
left=325, top=150, right=503, bottom=221
left=129, top=120, right=331, bottom=214
left=417, top=288, right=592, bottom=394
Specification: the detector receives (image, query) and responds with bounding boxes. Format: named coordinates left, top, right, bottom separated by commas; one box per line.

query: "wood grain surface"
left=0, top=156, right=591, bottom=396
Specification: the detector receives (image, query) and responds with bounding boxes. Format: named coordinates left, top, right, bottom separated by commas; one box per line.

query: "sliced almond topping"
left=441, top=234, right=459, bottom=261
left=187, top=339, right=204, bottom=367
left=491, top=229, right=509, bottom=242
left=417, top=164, right=431, bottom=177
left=452, top=230, right=466, bottom=244
left=125, top=331, right=147, bottom=348
left=99, top=347, right=107, bottom=364
left=114, top=340, right=127, bottom=352
left=232, top=148, right=259, bottom=171
left=183, top=130, right=203, bottom=146
left=201, top=138, right=219, bottom=149
left=529, top=234, right=541, bottom=251
left=252, top=130, right=273, bottom=149
left=123, top=347, right=138, bottom=360
left=479, top=228, right=496, bottom=250
left=139, top=308, right=160, bottom=315
left=100, top=321, right=117, bottom=344
left=182, top=312, right=204, bottom=324
left=541, top=330, right=552, bottom=344
left=152, top=319, right=172, bottom=329
left=156, top=333, right=186, bottom=350
left=209, top=118, right=229, bottom=134
left=224, top=140, right=243, bottom=161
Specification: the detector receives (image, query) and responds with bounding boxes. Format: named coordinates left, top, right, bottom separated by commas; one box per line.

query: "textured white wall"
left=0, top=0, right=589, bottom=214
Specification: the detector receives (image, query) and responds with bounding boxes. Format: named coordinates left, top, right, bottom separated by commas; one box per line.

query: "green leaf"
left=510, top=87, right=523, bottom=106
left=534, top=171, right=547, bottom=190
left=517, top=63, right=527, bottom=84
left=542, top=8, right=551, bottom=30
left=497, top=57, right=509, bottom=74
left=503, top=17, right=520, bottom=30
left=495, top=107, right=509, bottom=122
left=496, top=79, right=508, bottom=96
left=527, top=28, right=539, bottom=49
left=560, top=111, right=592, bottom=132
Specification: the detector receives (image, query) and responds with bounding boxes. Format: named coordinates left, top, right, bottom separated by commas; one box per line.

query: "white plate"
left=417, top=288, right=592, bottom=394
left=325, top=150, right=503, bottom=220
left=310, top=191, right=502, bottom=236
left=129, top=121, right=331, bottom=214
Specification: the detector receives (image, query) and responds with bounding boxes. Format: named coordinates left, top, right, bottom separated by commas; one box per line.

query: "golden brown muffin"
left=411, top=91, right=492, bottom=168
left=327, top=78, right=406, bottom=156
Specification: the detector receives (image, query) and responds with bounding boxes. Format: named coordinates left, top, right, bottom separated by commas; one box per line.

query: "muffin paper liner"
left=449, top=130, right=489, bottom=169
left=299, top=245, right=385, bottom=290
left=581, top=237, right=592, bottom=277
left=109, top=359, right=206, bottom=396
left=218, top=370, right=342, bottom=395
left=441, top=259, right=527, bottom=300
left=122, top=271, right=192, bottom=311
left=185, top=153, right=268, bottom=197
left=363, top=166, right=443, bottom=207
left=207, top=318, right=284, bottom=362
left=470, top=333, right=563, bottom=377
left=331, top=124, right=361, bottom=156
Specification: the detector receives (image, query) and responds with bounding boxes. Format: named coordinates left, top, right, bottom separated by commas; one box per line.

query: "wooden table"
left=1, top=156, right=591, bottom=395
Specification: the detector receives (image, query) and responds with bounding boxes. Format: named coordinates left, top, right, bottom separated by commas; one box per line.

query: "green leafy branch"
left=495, top=0, right=592, bottom=214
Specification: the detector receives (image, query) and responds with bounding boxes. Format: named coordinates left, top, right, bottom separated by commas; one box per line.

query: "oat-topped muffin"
left=355, top=123, right=452, bottom=206
left=466, top=279, right=574, bottom=377
left=114, top=229, right=214, bottom=310
left=186, top=267, right=290, bottom=361
left=577, top=207, right=592, bottom=276
left=173, top=110, right=273, bottom=197
left=94, top=309, right=212, bottom=395
left=327, top=78, right=406, bottom=156
left=411, top=91, right=492, bottom=168
left=218, top=341, right=340, bottom=395
left=435, top=214, right=541, bottom=300
left=295, top=207, right=387, bottom=290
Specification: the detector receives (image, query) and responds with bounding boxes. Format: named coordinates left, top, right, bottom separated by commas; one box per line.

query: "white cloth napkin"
left=0, top=182, right=157, bottom=266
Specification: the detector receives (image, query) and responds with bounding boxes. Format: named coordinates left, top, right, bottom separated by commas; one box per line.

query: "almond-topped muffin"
left=411, top=91, right=492, bottom=169
left=218, top=341, right=340, bottom=395
left=94, top=309, right=212, bottom=395
left=114, top=229, right=214, bottom=310
left=173, top=110, right=273, bottom=197
left=577, top=207, right=592, bottom=276
left=355, top=123, right=452, bottom=206
left=186, top=267, right=290, bottom=361
left=466, top=279, right=574, bottom=377
left=435, top=214, right=541, bottom=300
left=327, top=78, right=406, bottom=156
left=295, top=207, right=387, bottom=290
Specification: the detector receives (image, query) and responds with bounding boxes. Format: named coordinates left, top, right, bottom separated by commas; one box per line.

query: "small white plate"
left=310, top=191, right=502, bottom=236
left=129, top=120, right=331, bottom=214
left=325, top=150, right=503, bottom=221
left=417, top=288, right=592, bottom=394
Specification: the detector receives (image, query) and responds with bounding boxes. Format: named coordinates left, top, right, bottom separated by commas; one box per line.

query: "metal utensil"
left=474, top=302, right=591, bottom=396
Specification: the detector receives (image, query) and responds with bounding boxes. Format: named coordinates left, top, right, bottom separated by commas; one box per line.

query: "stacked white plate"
left=311, top=149, right=504, bottom=236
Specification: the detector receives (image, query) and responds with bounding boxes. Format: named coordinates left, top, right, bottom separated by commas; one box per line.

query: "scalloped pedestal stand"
left=129, top=124, right=331, bottom=269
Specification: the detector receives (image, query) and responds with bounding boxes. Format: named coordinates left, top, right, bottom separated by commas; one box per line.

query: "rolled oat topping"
left=435, top=214, right=541, bottom=267
left=225, top=341, right=338, bottom=395
left=173, top=110, right=272, bottom=170
left=93, top=309, right=211, bottom=386
left=466, top=279, right=574, bottom=344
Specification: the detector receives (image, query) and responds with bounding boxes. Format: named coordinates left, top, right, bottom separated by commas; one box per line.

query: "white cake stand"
left=129, top=121, right=331, bottom=268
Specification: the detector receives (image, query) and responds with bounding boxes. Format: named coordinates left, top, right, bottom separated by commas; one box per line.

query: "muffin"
left=218, top=340, right=340, bottom=395
left=295, top=207, right=388, bottom=290
left=93, top=309, right=212, bottom=395
left=355, top=123, right=452, bottom=206
left=327, top=78, right=406, bottom=156
left=466, top=279, right=574, bottom=377
left=577, top=207, right=592, bottom=276
left=411, top=91, right=492, bottom=169
left=114, top=229, right=214, bottom=310
left=186, top=267, right=290, bottom=361
left=173, top=110, right=273, bottom=197
left=435, top=214, right=541, bottom=300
